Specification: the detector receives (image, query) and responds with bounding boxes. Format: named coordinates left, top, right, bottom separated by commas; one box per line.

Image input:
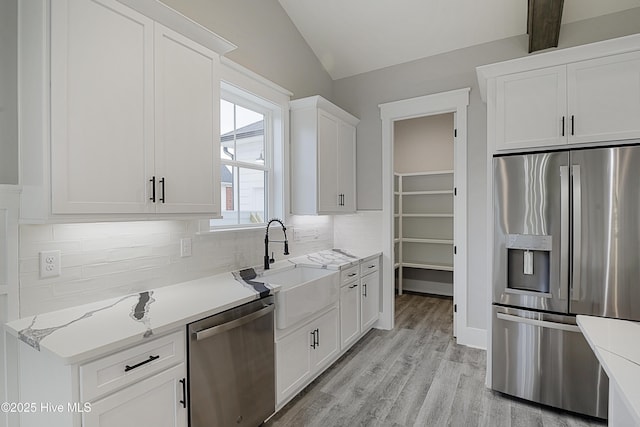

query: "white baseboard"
left=402, top=279, right=453, bottom=297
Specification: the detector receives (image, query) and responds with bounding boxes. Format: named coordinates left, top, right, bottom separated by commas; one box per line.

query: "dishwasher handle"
left=194, top=303, right=275, bottom=341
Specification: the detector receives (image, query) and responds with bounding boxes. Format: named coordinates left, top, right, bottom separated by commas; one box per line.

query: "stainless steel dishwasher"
left=187, top=295, right=275, bottom=427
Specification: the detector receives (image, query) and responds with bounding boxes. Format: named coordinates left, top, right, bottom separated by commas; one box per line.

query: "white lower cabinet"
left=276, top=255, right=382, bottom=410
left=276, top=305, right=339, bottom=406
left=83, top=363, right=187, bottom=427
left=340, top=280, right=361, bottom=349
left=16, top=329, right=187, bottom=427
left=360, top=256, right=380, bottom=332
left=361, top=270, right=380, bottom=331
left=80, top=331, right=187, bottom=427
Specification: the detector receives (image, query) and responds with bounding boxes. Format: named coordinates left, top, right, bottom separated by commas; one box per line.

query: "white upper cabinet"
left=496, top=66, right=567, bottom=150
left=336, top=121, right=357, bottom=212
left=20, top=0, right=234, bottom=221
left=567, top=51, right=640, bottom=145
left=479, top=34, right=640, bottom=153
left=50, top=0, right=155, bottom=214
left=154, top=25, right=220, bottom=214
left=290, top=96, right=359, bottom=215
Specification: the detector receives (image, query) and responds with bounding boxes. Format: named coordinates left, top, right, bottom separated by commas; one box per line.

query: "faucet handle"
left=269, top=252, right=275, bottom=264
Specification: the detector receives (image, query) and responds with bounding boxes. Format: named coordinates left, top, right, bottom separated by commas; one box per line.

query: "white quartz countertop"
left=4, top=248, right=380, bottom=365
left=289, top=248, right=380, bottom=270
left=577, top=315, right=640, bottom=424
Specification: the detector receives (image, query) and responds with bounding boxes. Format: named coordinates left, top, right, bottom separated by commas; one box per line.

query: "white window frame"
left=205, top=59, right=291, bottom=232
left=214, top=90, right=273, bottom=229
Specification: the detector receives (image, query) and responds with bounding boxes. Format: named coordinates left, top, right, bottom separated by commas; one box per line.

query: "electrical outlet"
left=40, top=250, right=61, bottom=278
left=180, top=238, right=192, bottom=257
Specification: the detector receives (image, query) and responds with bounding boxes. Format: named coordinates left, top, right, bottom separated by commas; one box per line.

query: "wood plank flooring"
left=265, top=293, right=607, bottom=427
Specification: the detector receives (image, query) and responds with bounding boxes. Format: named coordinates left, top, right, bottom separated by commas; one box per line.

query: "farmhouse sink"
left=262, top=266, right=339, bottom=329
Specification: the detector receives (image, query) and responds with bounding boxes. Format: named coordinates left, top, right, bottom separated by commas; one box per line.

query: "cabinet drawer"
left=340, top=265, right=359, bottom=285
left=80, top=330, right=185, bottom=402
left=360, top=257, right=379, bottom=276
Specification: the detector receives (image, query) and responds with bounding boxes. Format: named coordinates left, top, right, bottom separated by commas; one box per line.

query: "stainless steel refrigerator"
left=492, top=144, right=640, bottom=419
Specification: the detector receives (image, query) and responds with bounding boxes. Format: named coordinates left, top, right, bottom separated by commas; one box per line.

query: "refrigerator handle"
left=559, top=166, right=569, bottom=300
left=571, top=165, right=582, bottom=301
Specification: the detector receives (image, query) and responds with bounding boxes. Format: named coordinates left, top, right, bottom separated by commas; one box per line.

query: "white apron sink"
left=262, top=266, right=339, bottom=329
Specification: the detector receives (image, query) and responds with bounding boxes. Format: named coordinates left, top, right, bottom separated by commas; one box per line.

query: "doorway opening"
left=380, top=88, right=475, bottom=346
left=394, top=113, right=455, bottom=302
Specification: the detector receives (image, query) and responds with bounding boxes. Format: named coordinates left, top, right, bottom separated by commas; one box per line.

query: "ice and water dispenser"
left=505, top=234, right=552, bottom=294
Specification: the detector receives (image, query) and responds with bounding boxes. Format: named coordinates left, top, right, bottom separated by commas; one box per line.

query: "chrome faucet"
left=264, top=218, right=289, bottom=270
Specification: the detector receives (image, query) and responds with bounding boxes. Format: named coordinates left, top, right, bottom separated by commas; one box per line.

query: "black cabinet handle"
left=124, top=354, right=160, bottom=372
left=179, top=378, right=186, bottom=408
left=310, top=329, right=320, bottom=348
left=159, top=177, right=165, bottom=203
left=348, top=283, right=358, bottom=289
left=571, top=115, right=575, bottom=136
left=150, top=176, right=156, bottom=202
left=561, top=116, right=565, bottom=137
left=363, top=283, right=367, bottom=297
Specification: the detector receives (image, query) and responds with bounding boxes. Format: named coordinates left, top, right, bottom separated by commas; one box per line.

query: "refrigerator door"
left=570, top=145, right=640, bottom=320
left=492, top=305, right=608, bottom=419
left=493, top=151, right=570, bottom=312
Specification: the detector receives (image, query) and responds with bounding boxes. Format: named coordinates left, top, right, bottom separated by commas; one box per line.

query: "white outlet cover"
left=40, top=250, right=61, bottom=278
left=180, top=238, right=192, bottom=257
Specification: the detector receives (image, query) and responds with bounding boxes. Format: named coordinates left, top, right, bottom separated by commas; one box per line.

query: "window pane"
left=220, top=99, right=235, bottom=161
left=238, top=167, right=265, bottom=224
left=213, top=165, right=266, bottom=226
left=217, top=164, right=237, bottom=226
left=235, top=108, right=265, bottom=165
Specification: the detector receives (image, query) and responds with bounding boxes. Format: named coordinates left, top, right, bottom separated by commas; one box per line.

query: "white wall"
left=394, top=113, right=454, bottom=173
left=18, top=216, right=332, bottom=316
left=160, top=0, right=333, bottom=100
left=0, top=0, right=19, bottom=185
left=333, top=8, right=640, bottom=332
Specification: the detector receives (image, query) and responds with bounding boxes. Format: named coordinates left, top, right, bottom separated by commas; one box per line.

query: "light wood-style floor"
left=266, top=293, right=606, bottom=427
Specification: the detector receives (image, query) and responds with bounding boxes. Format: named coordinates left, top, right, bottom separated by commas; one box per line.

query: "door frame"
left=379, top=88, right=475, bottom=346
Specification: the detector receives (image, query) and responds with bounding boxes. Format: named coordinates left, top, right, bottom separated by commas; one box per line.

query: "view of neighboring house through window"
left=211, top=93, right=271, bottom=227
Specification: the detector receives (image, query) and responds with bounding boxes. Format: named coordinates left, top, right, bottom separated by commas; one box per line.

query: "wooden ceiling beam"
left=527, top=0, right=565, bottom=53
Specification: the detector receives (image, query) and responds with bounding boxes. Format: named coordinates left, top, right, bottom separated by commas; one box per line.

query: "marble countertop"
left=577, top=315, right=640, bottom=424
left=4, top=248, right=381, bottom=365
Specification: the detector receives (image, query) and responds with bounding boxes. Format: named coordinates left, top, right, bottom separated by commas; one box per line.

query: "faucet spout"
left=264, top=218, right=289, bottom=270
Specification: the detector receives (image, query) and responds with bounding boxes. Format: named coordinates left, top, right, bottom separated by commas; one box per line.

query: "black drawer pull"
left=124, top=354, right=160, bottom=372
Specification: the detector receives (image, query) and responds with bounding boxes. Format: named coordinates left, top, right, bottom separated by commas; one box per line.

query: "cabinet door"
left=311, top=307, right=340, bottom=371
left=340, top=282, right=361, bottom=349
left=50, top=0, right=155, bottom=214
left=568, top=51, right=640, bottom=145
left=361, top=271, right=379, bottom=331
left=495, top=66, right=567, bottom=150
left=83, top=363, right=187, bottom=427
left=276, top=325, right=312, bottom=405
left=336, top=121, right=356, bottom=212
left=154, top=24, right=220, bottom=214
left=316, top=111, right=339, bottom=213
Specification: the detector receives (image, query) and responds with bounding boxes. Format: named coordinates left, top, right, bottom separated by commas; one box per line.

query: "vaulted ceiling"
left=278, top=0, right=640, bottom=79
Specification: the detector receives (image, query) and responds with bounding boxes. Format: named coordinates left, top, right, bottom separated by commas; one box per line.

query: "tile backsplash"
left=19, top=216, right=333, bottom=316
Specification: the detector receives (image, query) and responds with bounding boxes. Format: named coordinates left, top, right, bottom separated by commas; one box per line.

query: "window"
left=211, top=86, right=276, bottom=228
